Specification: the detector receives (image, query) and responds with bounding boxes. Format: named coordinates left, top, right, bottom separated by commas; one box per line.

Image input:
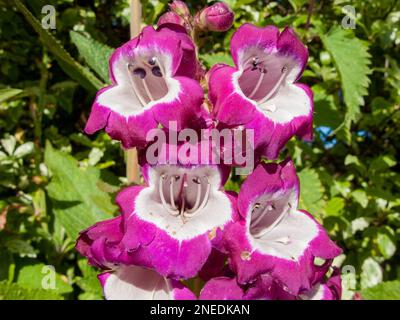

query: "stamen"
left=194, top=178, right=211, bottom=214
left=252, top=202, right=289, bottom=239
left=247, top=68, right=267, bottom=100
left=159, top=175, right=180, bottom=217
left=185, top=177, right=202, bottom=216
left=142, top=77, right=155, bottom=101
left=258, top=65, right=288, bottom=107
left=169, top=176, right=179, bottom=210
left=183, top=177, right=211, bottom=218
left=148, top=56, right=157, bottom=66
left=250, top=202, right=274, bottom=231
left=127, top=63, right=148, bottom=107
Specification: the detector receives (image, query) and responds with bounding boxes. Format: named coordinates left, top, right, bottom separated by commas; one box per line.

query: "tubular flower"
left=84, top=25, right=203, bottom=149
left=78, top=142, right=237, bottom=280
left=98, top=266, right=195, bottom=300
left=209, top=24, right=313, bottom=159
left=116, top=144, right=236, bottom=279
left=223, top=159, right=341, bottom=294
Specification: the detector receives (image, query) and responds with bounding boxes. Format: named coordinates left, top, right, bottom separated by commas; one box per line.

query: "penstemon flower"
left=77, top=142, right=237, bottom=280
left=84, top=25, right=204, bottom=149
left=98, top=266, right=195, bottom=300
left=222, top=160, right=341, bottom=294
left=209, top=24, right=313, bottom=159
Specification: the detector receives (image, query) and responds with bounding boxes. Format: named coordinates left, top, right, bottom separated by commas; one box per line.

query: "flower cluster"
left=76, top=1, right=342, bottom=300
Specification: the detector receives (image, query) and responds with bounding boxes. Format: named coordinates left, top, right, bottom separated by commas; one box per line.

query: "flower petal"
left=209, top=64, right=257, bottom=125
left=199, top=277, right=244, bottom=300
left=237, top=160, right=299, bottom=218
left=98, top=266, right=195, bottom=300
left=230, top=24, right=279, bottom=67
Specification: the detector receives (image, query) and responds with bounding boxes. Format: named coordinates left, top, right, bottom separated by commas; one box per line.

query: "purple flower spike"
left=209, top=24, right=313, bottom=159
left=98, top=266, right=196, bottom=300
left=223, top=160, right=342, bottom=295
left=85, top=25, right=203, bottom=149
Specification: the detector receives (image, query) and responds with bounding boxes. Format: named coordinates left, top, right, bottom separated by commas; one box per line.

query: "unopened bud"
left=157, top=11, right=186, bottom=28
left=196, top=2, right=234, bottom=32
left=169, top=0, right=190, bottom=18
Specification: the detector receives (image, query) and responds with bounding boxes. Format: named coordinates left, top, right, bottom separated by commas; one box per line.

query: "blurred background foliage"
left=0, top=0, right=399, bottom=299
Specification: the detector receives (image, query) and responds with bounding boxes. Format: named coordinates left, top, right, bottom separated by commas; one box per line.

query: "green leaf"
left=0, top=281, right=63, bottom=300
left=14, top=0, right=103, bottom=92
left=70, top=31, right=113, bottom=83
left=376, top=228, right=396, bottom=259
left=298, top=168, right=325, bottom=214
left=321, top=26, right=371, bottom=130
left=360, top=257, right=383, bottom=289
left=0, top=88, right=23, bottom=103
left=200, top=53, right=234, bottom=67
left=13, top=142, right=34, bottom=158
left=45, top=142, right=116, bottom=239
left=352, top=189, right=368, bottom=208
left=361, top=281, right=400, bottom=300
left=76, top=259, right=102, bottom=299
left=5, top=239, right=36, bottom=258
left=324, top=197, right=345, bottom=217
left=17, top=264, right=73, bottom=295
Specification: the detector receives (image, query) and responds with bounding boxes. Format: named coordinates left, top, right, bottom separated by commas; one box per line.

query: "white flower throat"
left=158, top=173, right=211, bottom=222
left=238, top=55, right=288, bottom=112
left=127, top=56, right=168, bottom=106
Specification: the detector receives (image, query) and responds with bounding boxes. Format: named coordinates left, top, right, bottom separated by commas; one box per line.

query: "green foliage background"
left=0, top=0, right=399, bottom=300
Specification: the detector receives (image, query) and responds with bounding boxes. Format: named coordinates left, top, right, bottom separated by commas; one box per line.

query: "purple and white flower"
left=98, top=265, right=195, bottom=300
left=223, top=159, right=341, bottom=294
left=84, top=25, right=204, bottom=149
left=209, top=24, right=313, bottom=159
left=77, top=142, right=237, bottom=280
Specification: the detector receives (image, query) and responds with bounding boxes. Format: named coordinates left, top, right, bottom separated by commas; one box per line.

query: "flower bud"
left=196, top=2, right=234, bottom=32
left=157, top=11, right=186, bottom=28
left=169, top=0, right=190, bottom=18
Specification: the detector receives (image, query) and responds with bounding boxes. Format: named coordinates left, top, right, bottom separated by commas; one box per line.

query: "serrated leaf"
left=45, top=142, right=116, bottom=239
left=14, top=0, right=103, bottom=92
left=298, top=168, right=325, bottom=214
left=17, top=264, right=73, bottom=295
left=0, top=281, right=63, bottom=300
left=321, top=26, right=371, bottom=130
left=0, top=88, right=23, bottom=103
left=70, top=31, right=113, bottom=83
left=361, top=281, right=400, bottom=300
